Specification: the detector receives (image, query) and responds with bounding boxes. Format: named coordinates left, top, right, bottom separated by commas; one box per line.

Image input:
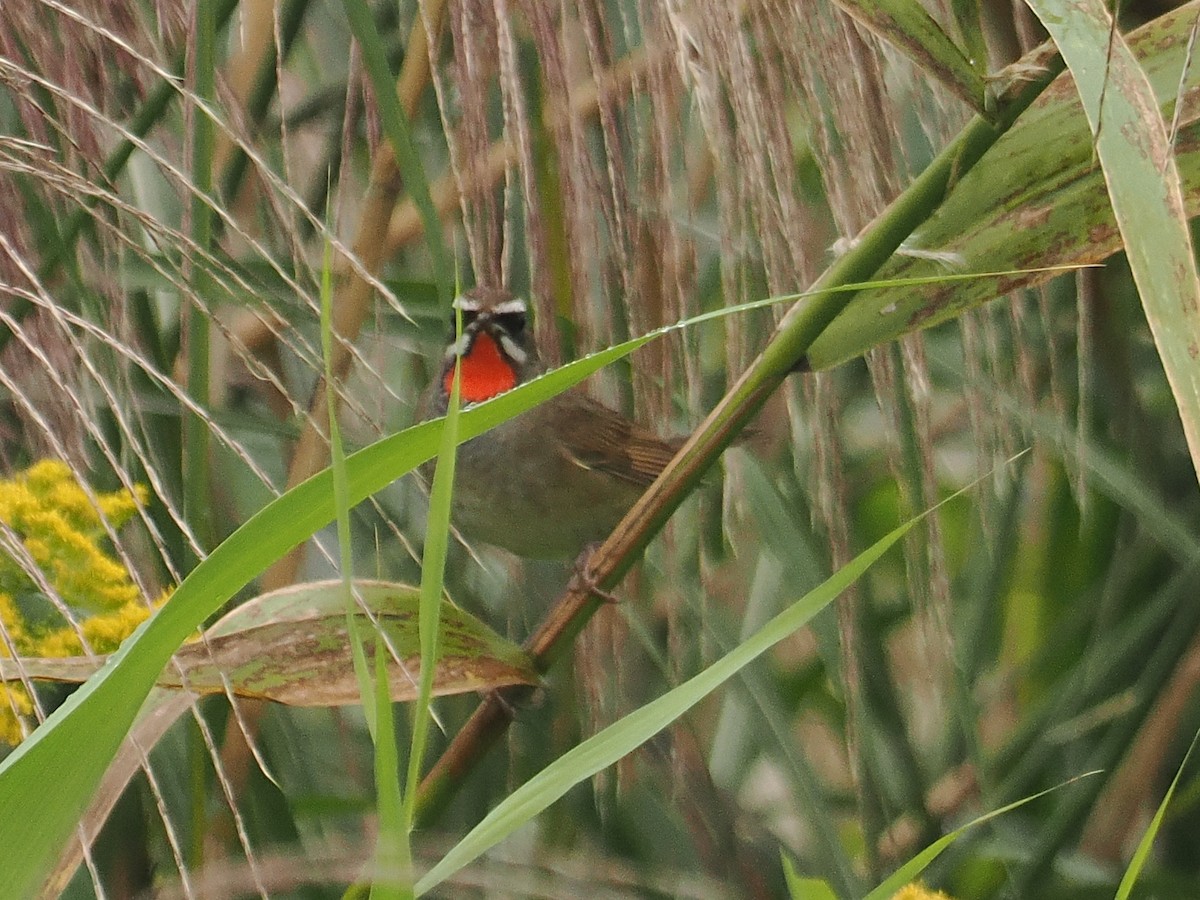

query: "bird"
left=420, top=286, right=681, bottom=560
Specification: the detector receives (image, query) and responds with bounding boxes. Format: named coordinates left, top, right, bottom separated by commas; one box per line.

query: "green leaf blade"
left=1014, top=1, right=1200, bottom=485
left=414, top=512, right=921, bottom=895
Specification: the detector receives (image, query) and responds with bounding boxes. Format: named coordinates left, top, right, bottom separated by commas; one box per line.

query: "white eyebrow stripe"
left=490, top=298, right=527, bottom=315
left=453, top=294, right=482, bottom=311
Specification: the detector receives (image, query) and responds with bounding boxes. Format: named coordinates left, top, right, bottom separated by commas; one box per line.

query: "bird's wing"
left=553, top=394, right=682, bottom=487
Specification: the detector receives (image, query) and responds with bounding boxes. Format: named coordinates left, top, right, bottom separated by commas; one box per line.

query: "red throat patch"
left=447, top=331, right=518, bottom=402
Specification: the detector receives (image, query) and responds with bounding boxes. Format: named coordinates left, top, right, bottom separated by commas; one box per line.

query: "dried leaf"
left=0, top=580, right=539, bottom=706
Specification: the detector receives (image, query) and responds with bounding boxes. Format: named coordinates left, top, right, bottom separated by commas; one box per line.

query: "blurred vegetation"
left=1, top=0, right=1199, bottom=897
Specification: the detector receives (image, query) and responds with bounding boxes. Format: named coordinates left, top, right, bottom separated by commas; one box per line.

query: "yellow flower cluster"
left=891, top=885, right=954, bottom=900
left=0, top=685, right=32, bottom=746
left=0, top=460, right=159, bottom=745
left=34, top=599, right=159, bottom=658
left=0, top=459, right=146, bottom=613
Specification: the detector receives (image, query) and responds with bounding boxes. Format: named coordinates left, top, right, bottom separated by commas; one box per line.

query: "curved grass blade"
left=782, top=852, right=838, bottom=900
left=0, top=580, right=537, bottom=704
left=1115, top=727, right=1200, bottom=899
left=863, top=772, right=1100, bottom=900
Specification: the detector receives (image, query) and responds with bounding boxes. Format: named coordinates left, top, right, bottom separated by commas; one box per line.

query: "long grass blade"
left=1114, top=727, right=1200, bottom=898
left=863, top=772, right=1100, bottom=900
left=414, top=503, right=933, bottom=894
left=182, top=0, right=216, bottom=557
left=1026, top=0, right=1200, bottom=485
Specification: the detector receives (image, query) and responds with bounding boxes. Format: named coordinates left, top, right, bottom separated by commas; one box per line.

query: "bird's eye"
left=495, top=311, right=526, bottom=336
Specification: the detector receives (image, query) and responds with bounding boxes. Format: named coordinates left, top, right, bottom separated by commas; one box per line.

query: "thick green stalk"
left=183, top=0, right=216, bottom=558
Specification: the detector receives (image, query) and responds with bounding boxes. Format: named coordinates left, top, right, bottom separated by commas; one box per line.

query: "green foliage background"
left=1, top=0, right=1200, bottom=897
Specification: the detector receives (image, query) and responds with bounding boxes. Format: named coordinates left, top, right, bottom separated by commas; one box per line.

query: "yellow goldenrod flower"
left=0, top=461, right=145, bottom=613
left=0, top=593, right=31, bottom=657
left=37, top=599, right=156, bottom=657
left=0, top=479, right=35, bottom=528
left=83, top=598, right=156, bottom=653
left=23, top=459, right=71, bottom=491
left=0, top=460, right=158, bottom=745
left=0, top=684, right=33, bottom=746
left=891, top=885, right=954, bottom=900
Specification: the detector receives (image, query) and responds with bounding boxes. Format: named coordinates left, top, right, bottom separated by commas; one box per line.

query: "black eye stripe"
left=494, top=311, right=526, bottom=334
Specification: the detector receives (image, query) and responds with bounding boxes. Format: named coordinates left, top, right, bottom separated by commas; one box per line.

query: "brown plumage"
left=420, top=288, right=680, bottom=558
left=552, top=394, right=683, bottom=487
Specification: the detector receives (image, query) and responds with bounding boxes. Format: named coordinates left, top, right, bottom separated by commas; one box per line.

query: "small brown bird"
left=422, top=287, right=680, bottom=559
